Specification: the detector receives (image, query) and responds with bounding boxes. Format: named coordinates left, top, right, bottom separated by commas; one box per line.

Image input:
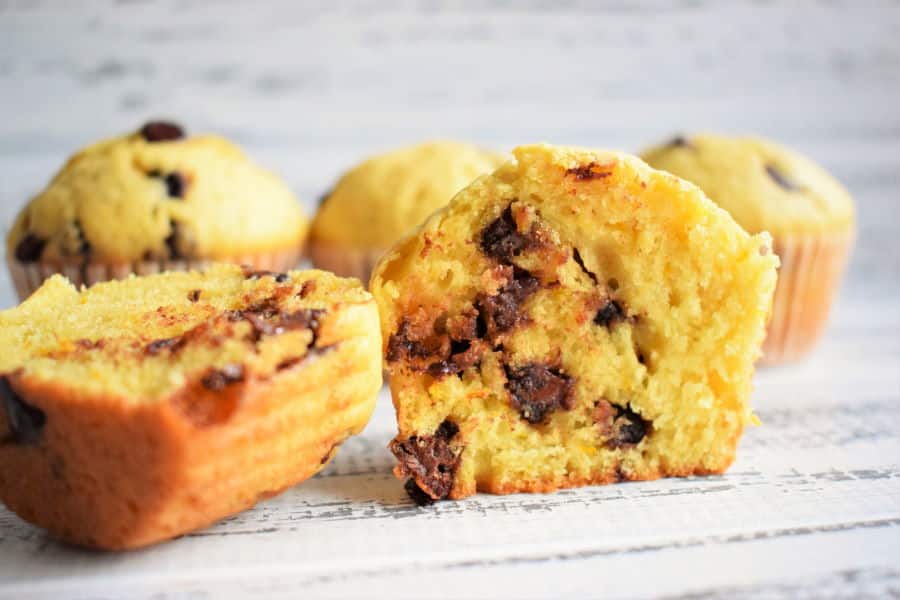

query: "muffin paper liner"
left=308, top=241, right=385, bottom=287
left=7, top=249, right=303, bottom=302
left=760, top=230, right=855, bottom=366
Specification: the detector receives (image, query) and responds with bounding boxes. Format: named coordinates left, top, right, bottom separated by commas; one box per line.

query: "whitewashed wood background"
left=1, top=1, right=899, bottom=598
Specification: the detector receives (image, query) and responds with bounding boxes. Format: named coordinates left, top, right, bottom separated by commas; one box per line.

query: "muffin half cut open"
left=0, top=264, right=381, bottom=549
left=371, top=144, right=778, bottom=502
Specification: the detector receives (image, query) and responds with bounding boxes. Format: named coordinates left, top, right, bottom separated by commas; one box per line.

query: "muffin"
left=0, top=263, right=381, bottom=549
left=641, top=134, right=855, bottom=365
left=309, top=141, right=505, bottom=283
left=6, top=121, right=310, bottom=301
left=370, top=144, right=777, bottom=502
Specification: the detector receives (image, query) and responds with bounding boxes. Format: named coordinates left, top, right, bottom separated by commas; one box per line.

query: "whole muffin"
left=641, top=134, right=855, bottom=365
left=6, top=121, right=310, bottom=300
left=309, top=141, right=505, bottom=283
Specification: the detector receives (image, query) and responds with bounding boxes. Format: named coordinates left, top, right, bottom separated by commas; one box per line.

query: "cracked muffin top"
left=311, top=141, right=506, bottom=250
left=641, top=133, right=855, bottom=236
left=6, top=121, right=309, bottom=264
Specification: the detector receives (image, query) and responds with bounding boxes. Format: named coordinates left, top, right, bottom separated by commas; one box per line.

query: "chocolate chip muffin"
left=641, top=134, right=855, bottom=365
left=0, top=264, right=381, bottom=549
left=309, top=141, right=505, bottom=283
left=370, top=144, right=778, bottom=502
left=6, top=121, right=310, bottom=301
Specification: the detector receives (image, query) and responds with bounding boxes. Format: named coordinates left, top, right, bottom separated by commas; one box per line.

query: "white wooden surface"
left=1, top=1, right=899, bottom=598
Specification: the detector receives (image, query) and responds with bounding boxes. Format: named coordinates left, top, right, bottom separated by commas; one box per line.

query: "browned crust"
left=6, top=248, right=304, bottom=302
left=760, top=230, right=855, bottom=366
left=0, top=308, right=380, bottom=550
left=307, top=240, right=385, bottom=286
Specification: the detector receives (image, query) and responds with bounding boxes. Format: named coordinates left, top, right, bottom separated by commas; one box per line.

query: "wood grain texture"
left=0, top=1, right=899, bottom=598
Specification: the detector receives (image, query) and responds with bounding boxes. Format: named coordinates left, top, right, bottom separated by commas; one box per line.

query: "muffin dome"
left=640, top=134, right=854, bottom=236
left=7, top=121, right=309, bottom=265
left=309, top=141, right=505, bottom=281
left=641, top=133, right=855, bottom=365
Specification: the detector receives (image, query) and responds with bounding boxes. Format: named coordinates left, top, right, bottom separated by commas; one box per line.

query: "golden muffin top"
left=641, top=133, right=855, bottom=236
left=0, top=263, right=373, bottom=400
left=6, top=122, right=309, bottom=264
left=311, top=140, right=506, bottom=249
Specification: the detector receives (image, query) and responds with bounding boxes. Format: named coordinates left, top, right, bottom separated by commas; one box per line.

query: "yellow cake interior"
left=372, top=144, right=778, bottom=499
left=0, top=263, right=372, bottom=401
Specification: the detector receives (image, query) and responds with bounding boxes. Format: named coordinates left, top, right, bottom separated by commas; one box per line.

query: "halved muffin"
left=0, top=264, right=381, bottom=549
left=371, top=144, right=777, bottom=501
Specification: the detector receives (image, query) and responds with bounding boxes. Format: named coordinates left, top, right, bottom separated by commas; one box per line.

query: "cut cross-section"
left=371, top=144, right=778, bottom=501
left=0, top=264, right=382, bottom=548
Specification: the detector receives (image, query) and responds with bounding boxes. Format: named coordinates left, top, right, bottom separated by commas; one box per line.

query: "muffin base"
left=761, top=230, right=854, bottom=366
left=7, top=249, right=303, bottom=302
left=308, top=240, right=385, bottom=285
left=0, top=342, right=379, bottom=550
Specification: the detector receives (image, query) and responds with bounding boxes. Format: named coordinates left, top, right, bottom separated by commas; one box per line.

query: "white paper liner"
left=760, top=230, right=854, bottom=365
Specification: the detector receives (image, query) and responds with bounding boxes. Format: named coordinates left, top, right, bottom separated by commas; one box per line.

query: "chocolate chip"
left=140, top=121, right=185, bottom=142
left=614, top=412, right=648, bottom=445
left=201, top=364, right=245, bottom=391
left=404, top=479, right=436, bottom=506
left=145, top=336, right=185, bottom=355
left=243, top=269, right=290, bottom=283
left=1, top=377, right=45, bottom=445
left=595, top=400, right=651, bottom=448
left=188, top=289, right=201, bottom=303
left=72, top=220, right=91, bottom=256
left=426, top=361, right=455, bottom=378
left=504, top=364, right=575, bottom=424
left=594, top=299, right=627, bottom=328
left=390, top=419, right=460, bottom=501
left=572, top=248, right=598, bottom=284
left=426, top=339, right=482, bottom=378
left=475, top=267, right=540, bottom=339
left=610, top=405, right=650, bottom=447
left=387, top=318, right=447, bottom=364
left=14, top=233, right=46, bottom=263
left=435, top=419, right=459, bottom=440
left=276, top=356, right=303, bottom=371
left=148, top=170, right=187, bottom=199
left=164, top=173, right=185, bottom=198
left=480, top=205, right=536, bottom=263
left=565, top=162, right=612, bottom=181
left=165, top=220, right=184, bottom=259
left=449, top=339, right=471, bottom=356
left=667, top=136, right=693, bottom=149
left=242, top=308, right=323, bottom=341
left=765, top=164, right=801, bottom=192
